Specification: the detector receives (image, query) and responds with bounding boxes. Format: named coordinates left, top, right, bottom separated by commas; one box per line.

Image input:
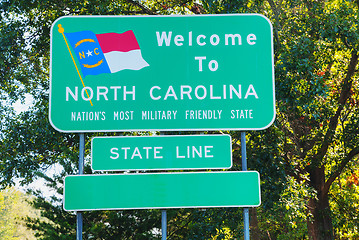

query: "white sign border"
left=49, top=13, right=275, bottom=133
left=91, top=134, right=233, bottom=172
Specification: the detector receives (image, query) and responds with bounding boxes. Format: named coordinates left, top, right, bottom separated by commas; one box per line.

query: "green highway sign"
left=64, top=171, right=261, bottom=211
left=50, top=14, right=275, bottom=132
left=92, top=134, right=232, bottom=171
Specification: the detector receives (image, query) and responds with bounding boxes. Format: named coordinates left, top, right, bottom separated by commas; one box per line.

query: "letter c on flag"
left=94, top=48, right=100, bottom=55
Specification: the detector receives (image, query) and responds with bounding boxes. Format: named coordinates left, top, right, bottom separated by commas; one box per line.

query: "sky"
left=12, top=93, right=33, bottom=114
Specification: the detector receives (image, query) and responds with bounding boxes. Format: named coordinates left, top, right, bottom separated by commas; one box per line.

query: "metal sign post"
left=241, top=132, right=250, bottom=239
left=77, top=133, right=85, bottom=240
left=162, top=210, right=167, bottom=239
left=159, top=132, right=167, bottom=240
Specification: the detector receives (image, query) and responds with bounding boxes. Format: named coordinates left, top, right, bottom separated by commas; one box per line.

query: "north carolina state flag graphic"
left=65, top=30, right=149, bottom=77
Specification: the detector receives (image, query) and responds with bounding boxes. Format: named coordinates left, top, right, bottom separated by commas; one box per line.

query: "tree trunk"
left=307, top=167, right=334, bottom=240
left=249, top=207, right=260, bottom=240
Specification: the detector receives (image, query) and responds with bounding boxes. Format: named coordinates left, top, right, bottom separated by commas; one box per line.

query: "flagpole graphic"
left=58, top=24, right=93, bottom=106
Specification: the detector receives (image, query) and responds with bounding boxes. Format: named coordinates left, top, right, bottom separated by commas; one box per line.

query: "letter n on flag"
left=64, top=30, right=149, bottom=77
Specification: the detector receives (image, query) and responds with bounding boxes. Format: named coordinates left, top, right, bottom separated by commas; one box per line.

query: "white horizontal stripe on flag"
left=104, top=50, right=149, bottom=73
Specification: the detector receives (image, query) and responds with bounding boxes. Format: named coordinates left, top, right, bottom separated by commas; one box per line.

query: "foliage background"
left=0, top=0, right=358, bottom=239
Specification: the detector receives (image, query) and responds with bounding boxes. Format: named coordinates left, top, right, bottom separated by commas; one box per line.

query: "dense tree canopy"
left=0, top=0, right=358, bottom=239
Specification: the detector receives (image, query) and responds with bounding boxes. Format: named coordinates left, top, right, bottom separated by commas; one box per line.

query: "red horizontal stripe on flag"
left=96, top=30, right=140, bottom=53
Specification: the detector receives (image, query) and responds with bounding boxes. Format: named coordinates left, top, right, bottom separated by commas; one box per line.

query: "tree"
left=267, top=1, right=359, bottom=239
left=0, top=187, right=38, bottom=239
left=0, top=1, right=210, bottom=239
left=0, top=188, right=19, bottom=239
left=202, top=0, right=359, bottom=239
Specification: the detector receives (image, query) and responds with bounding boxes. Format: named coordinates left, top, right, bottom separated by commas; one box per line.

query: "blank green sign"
left=64, top=171, right=261, bottom=211
left=91, top=135, right=232, bottom=171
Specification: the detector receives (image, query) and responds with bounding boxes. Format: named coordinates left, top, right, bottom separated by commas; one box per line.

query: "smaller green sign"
left=64, top=171, right=261, bottom=211
left=91, top=135, right=232, bottom=171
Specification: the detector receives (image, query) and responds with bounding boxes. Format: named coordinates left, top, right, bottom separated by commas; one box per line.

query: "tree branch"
left=315, top=51, right=358, bottom=166
left=267, top=0, right=282, bottom=57
left=167, top=212, right=192, bottom=239
left=125, top=0, right=157, bottom=15
left=323, top=147, right=359, bottom=196
left=190, top=2, right=205, bottom=14
left=276, top=112, right=307, bottom=159
left=281, top=153, right=306, bottom=182
left=167, top=0, right=192, bottom=11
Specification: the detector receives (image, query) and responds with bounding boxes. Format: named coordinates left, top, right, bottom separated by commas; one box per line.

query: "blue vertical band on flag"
left=65, top=31, right=111, bottom=77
